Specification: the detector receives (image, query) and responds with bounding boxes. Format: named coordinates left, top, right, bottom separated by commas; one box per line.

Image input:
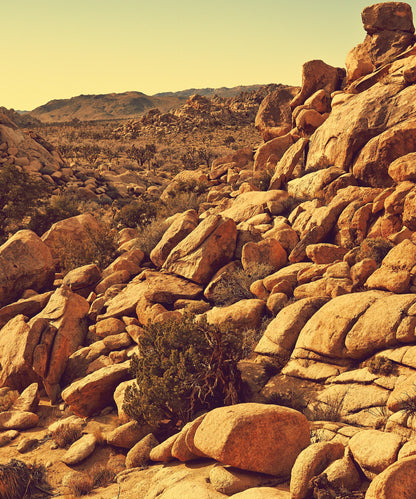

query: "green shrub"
left=123, top=314, right=243, bottom=431
left=357, top=238, right=394, bottom=264
left=54, top=224, right=119, bottom=273
left=0, top=163, right=51, bottom=242
left=115, top=199, right=158, bottom=229
left=366, top=356, right=395, bottom=376
left=28, top=193, right=80, bottom=235
left=131, top=218, right=169, bottom=256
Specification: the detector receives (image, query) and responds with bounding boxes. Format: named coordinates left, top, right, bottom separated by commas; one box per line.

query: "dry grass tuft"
left=51, top=423, right=82, bottom=448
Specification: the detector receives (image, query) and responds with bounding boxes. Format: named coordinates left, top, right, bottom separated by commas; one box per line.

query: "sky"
left=3, top=0, right=416, bottom=110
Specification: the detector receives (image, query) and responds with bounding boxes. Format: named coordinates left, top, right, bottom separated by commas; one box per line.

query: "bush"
left=366, top=356, right=395, bottom=376
left=54, top=223, right=119, bottom=273
left=0, top=163, right=51, bottom=242
left=131, top=218, right=169, bottom=256
left=210, top=264, right=275, bottom=306
left=51, top=423, right=82, bottom=448
left=115, top=199, right=158, bottom=229
left=28, top=193, right=80, bottom=235
left=357, top=238, right=394, bottom=264
left=123, top=314, right=243, bottom=432
left=65, top=472, right=94, bottom=496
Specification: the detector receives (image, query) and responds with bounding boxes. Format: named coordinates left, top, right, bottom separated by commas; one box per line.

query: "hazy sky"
left=3, top=0, right=416, bottom=110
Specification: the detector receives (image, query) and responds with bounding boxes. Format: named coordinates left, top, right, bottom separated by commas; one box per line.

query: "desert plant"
left=51, top=423, right=82, bottom=448
left=65, top=472, right=94, bottom=496
left=131, top=218, right=169, bottom=256
left=357, top=238, right=394, bottom=264
left=91, top=466, right=116, bottom=488
left=123, top=314, right=243, bottom=432
left=366, top=356, right=396, bottom=376
left=53, top=224, right=119, bottom=273
left=210, top=264, right=275, bottom=306
left=0, top=163, right=52, bottom=242
left=0, top=459, right=51, bottom=499
left=28, top=193, right=80, bottom=235
left=115, top=199, right=158, bottom=229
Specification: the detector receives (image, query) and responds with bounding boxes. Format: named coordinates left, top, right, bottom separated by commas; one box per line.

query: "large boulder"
left=61, top=361, right=130, bottom=417
left=163, top=215, right=237, bottom=285
left=365, top=455, right=416, bottom=499
left=101, top=270, right=203, bottom=318
left=193, top=403, right=310, bottom=477
left=255, top=86, right=299, bottom=141
left=291, top=290, right=416, bottom=361
left=307, top=73, right=416, bottom=174
left=0, top=230, right=54, bottom=307
left=150, top=210, right=199, bottom=267
left=41, top=213, right=103, bottom=261
left=205, top=299, right=266, bottom=331
left=290, top=60, right=345, bottom=110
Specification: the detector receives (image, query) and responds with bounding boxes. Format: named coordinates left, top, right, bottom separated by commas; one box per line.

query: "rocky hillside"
left=3, top=2, right=416, bottom=498
left=28, top=85, right=268, bottom=123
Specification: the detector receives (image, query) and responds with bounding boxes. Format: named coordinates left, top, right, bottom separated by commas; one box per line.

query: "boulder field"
left=4, top=2, right=416, bottom=497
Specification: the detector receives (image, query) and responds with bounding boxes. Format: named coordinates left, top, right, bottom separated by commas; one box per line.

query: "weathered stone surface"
left=163, top=215, right=237, bottom=285
left=307, top=79, right=416, bottom=175
left=290, top=441, right=345, bottom=499
left=0, top=411, right=39, bottom=430
left=220, top=191, right=290, bottom=224
left=323, top=455, right=362, bottom=492
left=230, top=487, right=290, bottom=498
left=362, top=2, right=415, bottom=34
left=241, top=239, right=287, bottom=273
left=62, top=264, right=101, bottom=298
left=253, top=134, right=294, bottom=171
left=42, top=213, right=103, bottom=260
left=106, top=420, right=151, bottom=449
left=306, top=244, right=347, bottom=264
left=193, top=403, right=310, bottom=477
left=102, top=248, right=144, bottom=278
left=353, top=120, right=416, bottom=187
left=290, top=60, right=345, bottom=110
left=349, top=429, right=402, bottom=480
left=269, top=138, right=308, bottom=189
left=205, top=299, right=266, bottom=331
left=102, top=271, right=203, bottom=318
left=126, top=433, right=159, bottom=468
left=62, top=434, right=97, bottom=465
left=0, top=291, right=52, bottom=330
left=254, top=86, right=299, bottom=141
left=11, top=383, right=39, bottom=413
left=293, top=291, right=416, bottom=361
left=209, top=465, right=279, bottom=496
left=389, top=153, right=416, bottom=182
left=150, top=210, right=199, bottom=267
left=365, top=455, right=416, bottom=499
left=255, top=297, right=327, bottom=359
left=61, top=361, right=130, bottom=417
left=150, top=433, right=178, bottom=462
left=95, top=318, right=125, bottom=338
left=0, top=230, right=54, bottom=307
left=30, top=286, right=90, bottom=399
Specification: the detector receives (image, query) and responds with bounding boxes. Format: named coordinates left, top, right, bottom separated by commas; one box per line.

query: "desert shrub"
left=210, top=264, right=275, bottom=306
left=366, top=356, right=395, bottom=376
left=224, top=135, right=236, bottom=146
left=264, top=390, right=306, bottom=413
left=65, top=472, right=94, bottom=496
left=115, top=199, right=158, bottom=229
left=131, top=218, right=169, bottom=256
left=28, top=193, right=80, bottom=235
left=357, top=238, right=394, bottom=264
left=0, top=163, right=52, bottom=242
left=162, top=191, right=207, bottom=217
left=51, top=423, right=82, bottom=448
left=0, top=460, right=50, bottom=499
left=54, top=224, right=119, bottom=273
left=251, top=167, right=274, bottom=191
left=91, top=466, right=116, bottom=488
left=123, top=314, right=243, bottom=431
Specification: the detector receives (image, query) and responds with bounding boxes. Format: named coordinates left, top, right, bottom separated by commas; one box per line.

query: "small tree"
left=123, top=314, right=243, bottom=431
left=0, top=164, right=51, bottom=242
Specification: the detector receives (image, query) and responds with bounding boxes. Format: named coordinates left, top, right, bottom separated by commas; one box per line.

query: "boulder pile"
left=3, top=2, right=416, bottom=497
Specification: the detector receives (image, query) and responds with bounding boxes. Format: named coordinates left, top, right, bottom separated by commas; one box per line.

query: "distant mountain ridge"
left=28, top=85, right=266, bottom=123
